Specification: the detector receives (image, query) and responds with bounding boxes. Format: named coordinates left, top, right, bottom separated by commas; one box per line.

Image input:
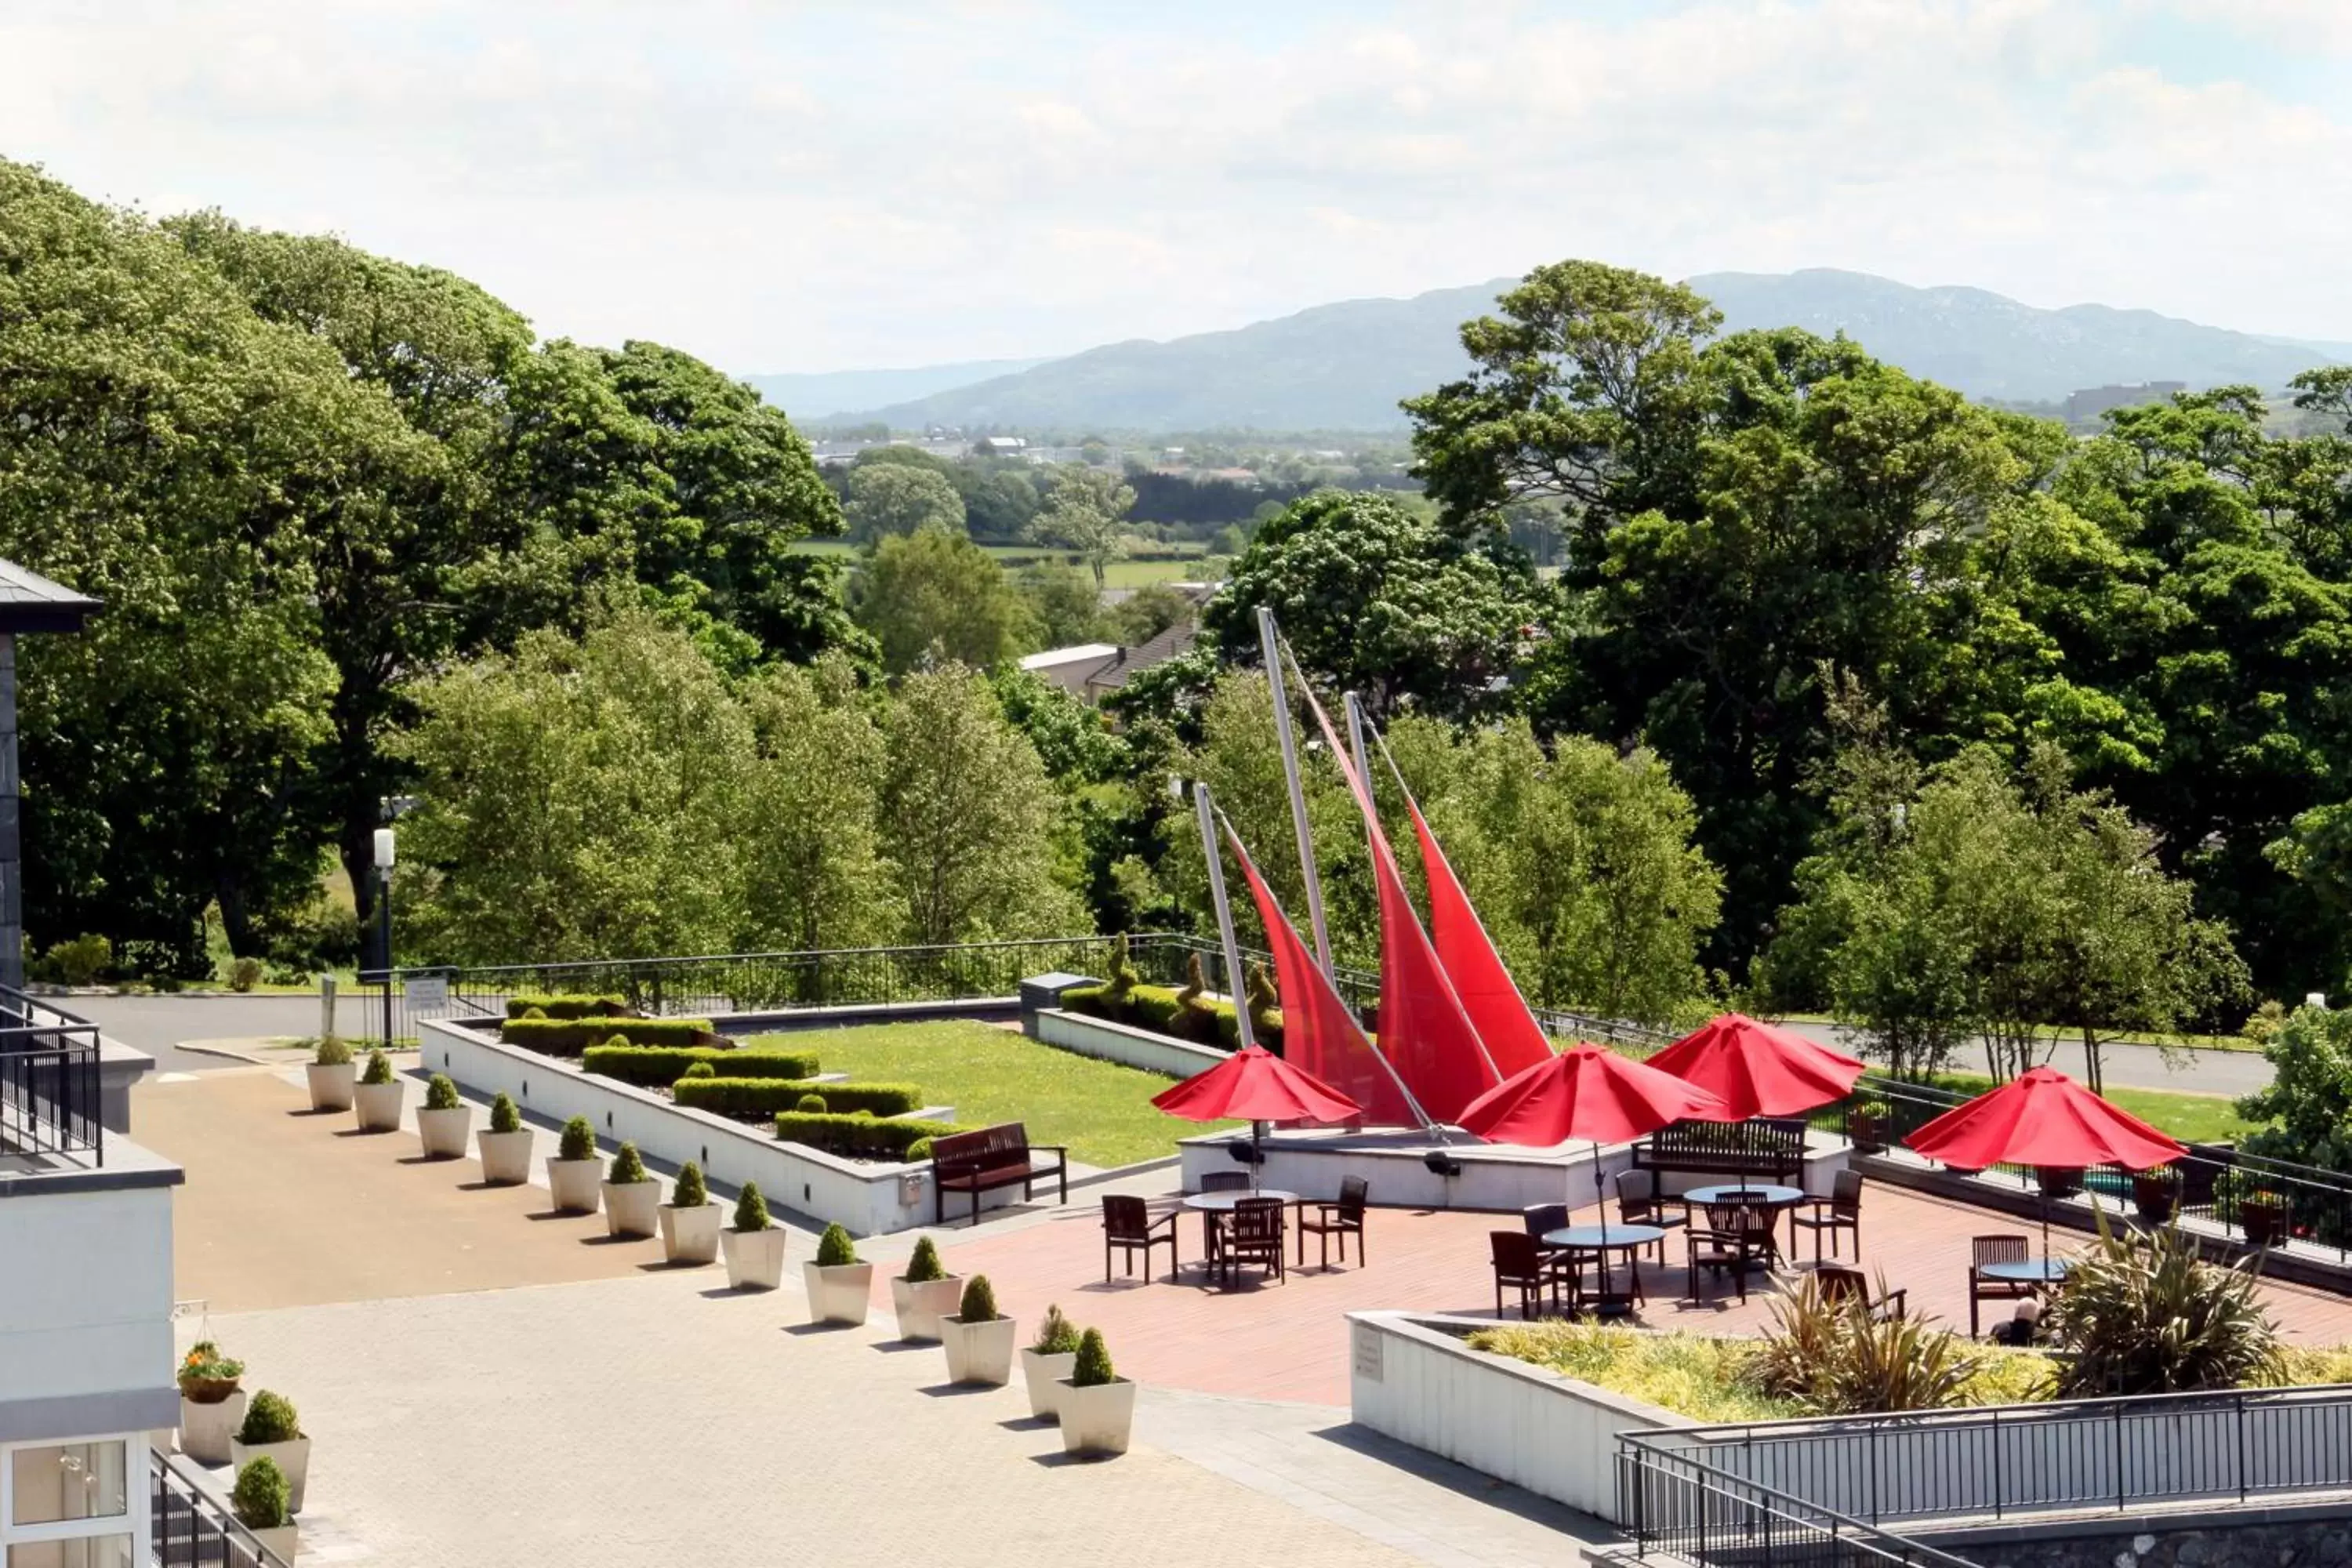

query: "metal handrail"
left=1619, top=1432, right=1983, bottom=1566
left=0, top=982, right=103, bottom=1163
left=150, top=1443, right=289, bottom=1566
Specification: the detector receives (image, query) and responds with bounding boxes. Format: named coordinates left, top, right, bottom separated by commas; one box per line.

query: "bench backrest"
left=932, top=1122, right=1029, bottom=1174
left=1635, top=1116, right=1806, bottom=1177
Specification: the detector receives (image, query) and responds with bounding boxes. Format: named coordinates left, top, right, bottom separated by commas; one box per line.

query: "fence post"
left=2113, top=1399, right=2125, bottom=1511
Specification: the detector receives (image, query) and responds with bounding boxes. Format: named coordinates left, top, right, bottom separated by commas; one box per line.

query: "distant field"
left=797, top=539, right=1223, bottom=587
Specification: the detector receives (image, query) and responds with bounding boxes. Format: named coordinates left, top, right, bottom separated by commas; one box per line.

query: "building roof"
left=1084, top=620, right=1200, bottom=695
left=1019, top=643, right=1120, bottom=672
left=0, top=559, right=100, bottom=633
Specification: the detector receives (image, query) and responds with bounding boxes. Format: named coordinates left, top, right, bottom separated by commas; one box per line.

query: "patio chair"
left=1686, top=1203, right=1774, bottom=1303
left=1809, top=1263, right=1906, bottom=1321
left=1969, top=1234, right=2035, bottom=1338
left=1218, top=1196, right=1287, bottom=1287
left=1200, top=1171, right=1252, bottom=1191
left=1101, top=1194, right=1179, bottom=1283
left=1490, top=1230, right=1573, bottom=1320
left=1198, top=1170, right=1251, bottom=1264
left=1299, top=1175, right=1368, bottom=1269
left=1615, top=1169, right=1688, bottom=1262
left=1791, top=1170, right=1864, bottom=1263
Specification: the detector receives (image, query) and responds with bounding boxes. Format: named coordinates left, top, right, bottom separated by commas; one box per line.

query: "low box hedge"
left=678, top=1077, right=920, bottom=1120
left=500, top=1016, right=718, bottom=1057
left=774, top=1110, right=964, bottom=1160
left=580, top=1044, right=822, bottom=1087
left=1061, top=982, right=1283, bottom=1052
left=504, top=993, right=631, bottom=1019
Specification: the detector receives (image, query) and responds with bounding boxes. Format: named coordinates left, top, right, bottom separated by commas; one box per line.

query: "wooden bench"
left=1631, top=1117, right=1808, bottom=1189
left=931, top=1122, right=1069, bottom=1227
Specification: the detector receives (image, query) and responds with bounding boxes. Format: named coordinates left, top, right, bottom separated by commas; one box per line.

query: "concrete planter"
left=245, top=1521, right=298, bottom=1563
left=804, top=1261, right=874, bottom=1326
left=230, top=1436, right=312, bottom=1512
left=891, top=1274, right=964, bottom=1342
left=351, top=1080, right=405, bottom=1133
left=1056, top=1377, right=1137, bottom=1457
left=1022, top=1349, right=1076, bottom=1421
left=942, top=1315, right=1018, bottom=1386
left=720, top=1225, right=787, bottom=1290
left=546, top=1156, right=602, bottom=1214
left=659, top=1201, right=724, bottom=1265
left=603, top=1178, right=661, bottom=1238
left=304, top=1062, right=354, bottom=1112
left=179, top=1388, right=247, bottom=1465
left=476, top=1128, right=532, bottom=1185
left=416, top=1105, right=471, bottom=1160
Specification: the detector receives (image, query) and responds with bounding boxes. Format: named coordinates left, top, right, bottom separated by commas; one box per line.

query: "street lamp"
left=373, top=828, right=396, bottom=1048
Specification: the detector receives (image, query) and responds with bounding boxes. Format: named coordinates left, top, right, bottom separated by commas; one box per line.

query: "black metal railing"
left=1626, top=1382, right=2352, bottom=1531
left=1619, top=1432, right=1981, bottom=1566
left=0, top=982, right=103, bottom=1162
left=150, top=1445, right=287, bottom=1566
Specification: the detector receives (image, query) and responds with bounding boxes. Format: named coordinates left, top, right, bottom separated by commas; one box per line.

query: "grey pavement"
left=1776, top=1019, right=2271, bottom=1098
left=63, top=993, right=332, bottom=1073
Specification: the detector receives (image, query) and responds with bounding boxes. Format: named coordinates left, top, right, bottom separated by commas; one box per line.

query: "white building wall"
left=0, top=1185, right=175, bottom=1410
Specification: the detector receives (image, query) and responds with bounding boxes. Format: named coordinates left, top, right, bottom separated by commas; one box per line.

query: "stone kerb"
left=1030, top=1006, right=1227, bottom=1080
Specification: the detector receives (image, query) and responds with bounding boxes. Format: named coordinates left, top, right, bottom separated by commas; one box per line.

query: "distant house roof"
left=0, top=558, right=100, bottom=634
left=1019, top=643, right=1120, bottom=673
left=1017, top=624, right=1199, bottom=702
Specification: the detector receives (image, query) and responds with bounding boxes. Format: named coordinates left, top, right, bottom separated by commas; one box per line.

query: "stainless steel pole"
left=1259, top=607, right=1335, bottom=978
left=1343, top=690, right=1374, bottom=796
left=1192, top=782, right=1255, bottom=1051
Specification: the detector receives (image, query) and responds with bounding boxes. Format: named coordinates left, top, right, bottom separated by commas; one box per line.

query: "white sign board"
left=403, top=974, right=450, bottom=1018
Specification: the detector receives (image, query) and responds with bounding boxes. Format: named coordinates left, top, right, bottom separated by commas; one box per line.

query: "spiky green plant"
left=1033, top=1304, right=1080, bottom=1355
left=1755, top=1272, right=1973, bottom=1414
left=2047, top=1219, right=2284, bottom=1397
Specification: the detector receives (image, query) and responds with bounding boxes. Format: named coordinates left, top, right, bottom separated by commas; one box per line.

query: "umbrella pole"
left=1253, top=1120, right=1265, bottom=1194
left=1593, top=1138, right=1612, bottom=1311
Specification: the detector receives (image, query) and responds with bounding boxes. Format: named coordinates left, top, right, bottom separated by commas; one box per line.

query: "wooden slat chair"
left=1490, top=1230, right=1572, bottom=1320
left=1686, top=1203, right=1774, bottom=1303
left=1969, top=1234, right=2036, bottom=1338
left=1198, top=1171, right=1250, bottom=1265
left=1299, top=1175, right=1369, bottom=1269
left=1614, top=1169, right=1688, bottom=1263
left=1218, top=1196, right=1287, bottom=1287
left=1791, top=1170, right=1865, bottom=1263
left=1809, top=1262, right=1907, bottom=1322
left=1100, top=1194, right=1179, bottom=1283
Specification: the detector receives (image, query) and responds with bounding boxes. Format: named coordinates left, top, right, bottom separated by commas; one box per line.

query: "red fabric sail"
left=1410, top=801, right=1552, bottom=1080
left=1225, top=825, right=1416, bottom=1126
left=1298, top=686, right=1501, bottom=1122
left=1905, top=1065, right=2185, bottom=1173
left=1152, top=1043, right=1363, bottom=1125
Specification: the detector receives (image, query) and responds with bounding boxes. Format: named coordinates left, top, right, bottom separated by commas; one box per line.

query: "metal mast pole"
left=1192, top=781, right=1255, bottom=1051
left=1343, top=690, right=1374, bottom=797
left=1259, top=607, right=1335, bottom=978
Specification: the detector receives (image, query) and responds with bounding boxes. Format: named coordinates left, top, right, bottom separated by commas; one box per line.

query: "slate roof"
left=0, top=559, right=100, bottom=633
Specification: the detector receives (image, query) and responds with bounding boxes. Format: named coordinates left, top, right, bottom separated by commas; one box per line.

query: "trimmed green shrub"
left=905, top=1236, right=946, bottom=1283
left=558, top=1116, right=597, bottom=1163
left=682, top=1061, right=717, bottom=1080
left=816, top=1223, right=859, bottom=1267
left=579, top=1044, right=814, bottom=1086
left=1072, top=1327, right=1116, bottom=1387
left=423, top=1073, right=460, bottom=1111
left=672, top=1160, right=707, bottom=1207
left=678, top=1078, right=918, bottom=1121
left=732, top=1181, right=771, bottom=1232
left=1033, top=1305, right=1080, bottom=1355
left=959, top=1274, right=1001, bottom=1322
left=504, top=993, right=630, bottom=1019
left=313, top=1035, right=353, bottom=1067
left=228, top=956, right=264, bottom=993
left=773, top=1112, right=964, bottom=1160
left=230, top=1457, right=290, bottom=1530
left=608, top=1141, right=648, bottom=1185
left=906, top=1136, right=937, bottom=1162
left=359, top=1048, right=394, bottom=1086
left=503, top=1016, right=718, bottom=1057
left=1061, top=981, right=1274, bottom=1052
left=237, top=1390, right=301, bottom=1445
left=42, top=932, right=113, bottom=986
left=796, top=1092, right=829, bottom=1114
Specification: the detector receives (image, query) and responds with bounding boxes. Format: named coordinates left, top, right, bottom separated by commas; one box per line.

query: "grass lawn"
left=1922, top=1071, right=2258, bottom=1145
left=747, top=1020, right=1236, bottom=1168
left=792, top=539, right=1223, bottom=587
left=1779, top=1014, right=2263, bottom=1054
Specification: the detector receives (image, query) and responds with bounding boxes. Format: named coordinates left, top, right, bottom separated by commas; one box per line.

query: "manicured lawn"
left=746, top=1020, right=1236, bottom=1169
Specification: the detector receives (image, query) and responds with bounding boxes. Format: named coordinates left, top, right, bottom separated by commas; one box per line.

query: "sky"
left=3, top=0, right=2349, bottom=373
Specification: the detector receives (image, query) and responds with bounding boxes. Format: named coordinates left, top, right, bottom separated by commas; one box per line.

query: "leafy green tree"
left=1015, top=560, right=1106, bottom=648
left=854, top=531, right=1040, bottom=674
left=1106, top=583, right=1193, bottom=647
left=2236, top=1005, right=2352, bottom=1174
left=1029, top=466, right=1135, bottom=589
left=737, top=655, right=897, bottom=954
left=844, top=463, right=966, bottom=543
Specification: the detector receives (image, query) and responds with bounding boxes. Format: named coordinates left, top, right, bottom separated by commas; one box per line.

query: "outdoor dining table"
left=1541, top=1223, right=1665, bottom=1319
left=1183, top=1189, right=1305, bottom=1266
left=1681, top=1181, right=1808, bottom=1261
left=1976, top=1257, right=2072, bottom=1287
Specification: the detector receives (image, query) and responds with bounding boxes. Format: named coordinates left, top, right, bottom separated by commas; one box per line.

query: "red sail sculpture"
left=1297, top=684, right=1502, bottom=1121
left=1409, top=801, right=1553, bottom=1080
left=1224, top=823, right=1417, bottom=1126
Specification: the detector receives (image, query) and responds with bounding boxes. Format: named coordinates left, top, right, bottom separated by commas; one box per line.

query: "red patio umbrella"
left=1646, top=1013, right=1867, bottom=1122
left=1152, top=1043, right=1363, bottom=1191
left=1459, top=1043, right=1726, bottom=1305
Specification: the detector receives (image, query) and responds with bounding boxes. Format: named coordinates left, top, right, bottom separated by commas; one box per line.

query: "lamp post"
left=373, top=827, right=396, bottom=1049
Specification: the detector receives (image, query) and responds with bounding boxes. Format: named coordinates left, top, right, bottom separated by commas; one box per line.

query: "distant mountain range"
left=752, top=269, right=2346, bottom=434
left=743, top=358, right=1051, bottom=420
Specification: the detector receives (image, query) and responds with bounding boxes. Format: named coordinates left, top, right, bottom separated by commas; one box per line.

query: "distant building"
left=1017, top=621, right=1200, bottom=704
left=974, top=435, right=1027, bottom=456
left=2065, top=382, right=2186, bottom=424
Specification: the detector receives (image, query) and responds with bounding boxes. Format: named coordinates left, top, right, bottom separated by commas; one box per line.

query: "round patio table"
left=1184, top=1189, right=1302, bottom=1269
left=1976, top=1257, right=2071, bottom=1286
left=1682, top=1181, right=1808, bottom=1261
left=1542, top=1224, right=1665, bottom=1319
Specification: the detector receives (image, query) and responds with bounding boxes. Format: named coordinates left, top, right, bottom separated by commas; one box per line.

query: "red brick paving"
left=913, top=1183, right=2352, bottom=1407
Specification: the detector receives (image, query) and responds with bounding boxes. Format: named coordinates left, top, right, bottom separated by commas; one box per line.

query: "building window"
left=9, top=1537, right=135, bottom=1567
left=0, top=1437, right=137, bottom=1568
left=9, top=1444, right=126, bottom=1526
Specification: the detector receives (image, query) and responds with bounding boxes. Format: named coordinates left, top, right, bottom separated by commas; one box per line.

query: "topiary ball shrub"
left=521, top=1005, right=548, bottom=1019
left=672, top=1160, right=707, bottom=1208
left=906, top=1136, right=936, bottom=1162
left=1033, top=1304, right=1080, bottom=1355
left=230, top=1457, right=290, bottom=1531
left=959, top=1274, right=1001, bottom=1322
left=608, top=1141, right=648, bottom=1185
left=237, top=1390, right=302, bottom=1446
left=795, top=1091, right=828, bottom=1113
left=228, top=956, right=264, bottom=993
left=558, top=1116, right=597, bottom=1163
left=732, top=1181, right=771, bottom=1232
left=816, top=1223, right=859, bottom=1267
left=682, top=1061, right=717, bottom=1080
left=1072, top=1327, right=1116, bottom=1387
left=905, top=1235, right=946, bottom=1283
left=359, top=1048, right=394, bottom=1087
left=314, top=1035, right=353, bottom=1068
left=488, top=1093, right=521, bottom=1134
left=423, top=1073, right=460, bottom=1111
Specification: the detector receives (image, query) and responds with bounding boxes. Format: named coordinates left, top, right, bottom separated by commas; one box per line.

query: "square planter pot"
left=304, top=1062, right=354, bottom=1113
left=941, top=1314, right=1018, bottom=1386
left=351, top=1080, right=405, bottom=1134
left=891, top=1273, right=964, bottom=1342
left=476, top=1128, right=532, bottom=1185
left=179, top=1388, right=247, bottom=1465
left=1056, top=1377, right=1138, bottom=1457
left=2242, top=1203, right=2288, bottom=1247
left=546, top=1156, right=603, bottom=1215
left=1021, top=1349, right=1076, bottom=1421
left=230, top=1436, right=312, bottom=1513
left=603, top=1178, right=661, bottom=1238
left=416, top=1105, right=471, bottom=1160
left=720, top=1225, right=787, bottom=1290
left=659, top=1201, right=724, bottom=1265
left=803, top=1260, right=874, bottom=1326
left=245, top=1521, right=299, bottom=1563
